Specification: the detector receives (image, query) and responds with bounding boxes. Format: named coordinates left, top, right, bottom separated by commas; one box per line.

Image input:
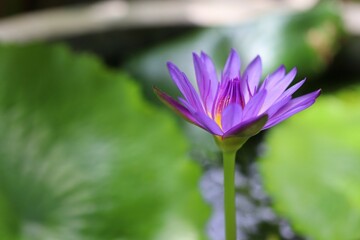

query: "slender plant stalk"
left=223, top=150, right=237, bottom=240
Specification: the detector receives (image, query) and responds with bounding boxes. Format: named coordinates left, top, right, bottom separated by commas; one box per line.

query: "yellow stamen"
left=214, top=113, right=222, bottom=130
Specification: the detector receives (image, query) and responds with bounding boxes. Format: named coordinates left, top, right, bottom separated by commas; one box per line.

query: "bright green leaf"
left=259, top=87, right=360, bottom=240
left=0, top=44, right=210, bottom=240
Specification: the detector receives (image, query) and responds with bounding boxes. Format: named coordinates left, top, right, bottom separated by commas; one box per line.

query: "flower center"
left=213, top=78, right=244, bottom=128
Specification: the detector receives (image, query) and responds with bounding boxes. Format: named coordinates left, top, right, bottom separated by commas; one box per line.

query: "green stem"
left=223, top=150, right=237, bottom=240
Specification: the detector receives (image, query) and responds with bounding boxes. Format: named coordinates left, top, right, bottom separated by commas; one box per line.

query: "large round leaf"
left=259, top=87, right=360, bottom=240
left=0, top=44, right=209, bottom=240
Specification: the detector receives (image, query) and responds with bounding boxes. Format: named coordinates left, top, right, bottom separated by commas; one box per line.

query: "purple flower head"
left=154, top=49, right=320, bottom=150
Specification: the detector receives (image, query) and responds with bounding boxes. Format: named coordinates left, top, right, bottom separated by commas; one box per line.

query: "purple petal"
left=278, top=79, right=306, bottom=101
left=264, top=89, right=321, bottom=129
left=223, top=114, right=268, bottom=138
left=222, top=48, right=241, bottom=82
left=242, top=56, right=262, bottom=103
left=193, top=53, right=218, bottom=112
left=177, top=93, right=222, bottom=135
left=264, top=79, right=305, bottom=115
left=153, top=87, right=203, bottom=128
left=260, top=67, right=297, bottom=113
left=201, top=51, right=219, bottom=90
left=266, top=95, right=292, bottom=117
left=191, top=111, right=223, bottom=135
left=242, top=89, right=267, bottom=121
left=178, top=97, right=196, bottom=112
left=167, top=62, right=204, bottom=112
left=193, top=54, right=207, bottom=100
left=177, top=97, right=223, bottom=135
left=259, top=65, right=286, bottom=91
left=221, top=104, right=243, bottom=132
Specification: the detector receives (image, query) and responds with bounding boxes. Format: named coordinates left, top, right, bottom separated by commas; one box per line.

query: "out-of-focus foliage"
left=0, top=44, right=210, bottom=240
left=127, top=2, right=343, bottom=100
left=259, top=86, right=360, bottom=240
left=0, top=0, right=356, bottom=239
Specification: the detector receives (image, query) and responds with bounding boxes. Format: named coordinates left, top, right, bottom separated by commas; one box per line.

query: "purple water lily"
left=154, top=49, right=320, bottom=140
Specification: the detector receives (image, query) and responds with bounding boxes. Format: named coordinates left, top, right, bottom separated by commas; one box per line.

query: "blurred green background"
left=0, top=0, right=359, bottom=240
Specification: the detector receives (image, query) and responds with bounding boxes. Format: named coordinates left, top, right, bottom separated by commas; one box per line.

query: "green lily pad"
left=259, top=87, right=360, bottom=240
left=0, top=44, right=209, bottom=240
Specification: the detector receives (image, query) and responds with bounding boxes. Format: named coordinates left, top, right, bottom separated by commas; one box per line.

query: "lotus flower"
left=154, top=49, right=320, bottom=148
